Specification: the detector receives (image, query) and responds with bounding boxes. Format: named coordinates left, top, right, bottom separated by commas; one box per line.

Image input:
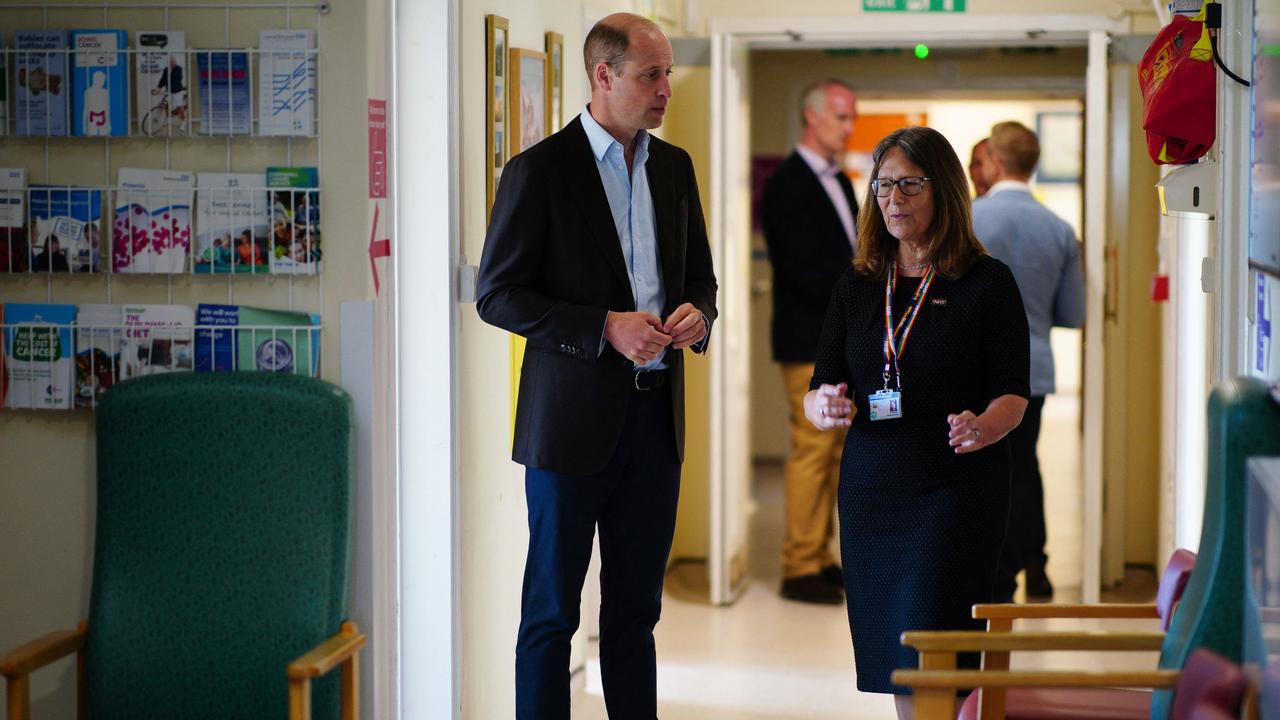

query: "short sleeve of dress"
left=980, top=258, right=1032, bottom=401
left=809, top=267, right=854, bottom=391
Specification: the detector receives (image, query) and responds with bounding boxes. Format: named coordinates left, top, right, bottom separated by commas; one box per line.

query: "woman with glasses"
left=801, top=126, right=1030, bottom=718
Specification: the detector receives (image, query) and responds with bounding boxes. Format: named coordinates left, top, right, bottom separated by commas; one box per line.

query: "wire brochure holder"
left=1, top=2, right=329, bottom=412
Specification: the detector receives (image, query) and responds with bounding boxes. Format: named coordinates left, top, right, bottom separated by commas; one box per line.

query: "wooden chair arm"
left=288, top=621, right=365, bottom=720
left=892, top=668, right=1180, bottom=689
left=0, top=627, right=87, bottom=678
left=901, top=630, right=1166, bottom=653
left=892, top=667, right=1179, bottom=720
left=972, top=603, right=1159, bottom=621
left=288, top=623, right=367, bottom=680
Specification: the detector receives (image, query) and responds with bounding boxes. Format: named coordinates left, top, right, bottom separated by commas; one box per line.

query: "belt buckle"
left=634, top=372, right=647, bottom=391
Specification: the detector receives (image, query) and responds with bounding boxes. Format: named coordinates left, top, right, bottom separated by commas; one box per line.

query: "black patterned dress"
left=809, top=254, right=1030, bottom=694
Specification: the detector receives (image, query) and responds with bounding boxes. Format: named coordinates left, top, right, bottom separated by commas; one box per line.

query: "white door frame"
left=707, top=12, right=1128, bottom=605
left=392, top=0, right=461, bottom=717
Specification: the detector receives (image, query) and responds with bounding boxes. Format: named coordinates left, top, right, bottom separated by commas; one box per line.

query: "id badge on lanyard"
left=869, top=261, right=934, bottom=421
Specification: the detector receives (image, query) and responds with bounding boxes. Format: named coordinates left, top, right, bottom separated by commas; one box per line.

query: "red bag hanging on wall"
left=1138, top=8, right=1216, bottom=165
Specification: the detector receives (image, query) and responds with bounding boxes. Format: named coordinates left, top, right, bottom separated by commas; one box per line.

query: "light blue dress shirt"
left=973, top=181, right=1086, bottom=396
left=581, top=104, right=669, bottom=370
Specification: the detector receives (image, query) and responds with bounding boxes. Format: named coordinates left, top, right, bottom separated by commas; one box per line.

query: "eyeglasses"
left=870, top=176, right=932, bottom=197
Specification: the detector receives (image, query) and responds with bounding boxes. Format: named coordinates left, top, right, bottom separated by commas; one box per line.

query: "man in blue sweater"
left=973, top=120, right=1086, bottom=602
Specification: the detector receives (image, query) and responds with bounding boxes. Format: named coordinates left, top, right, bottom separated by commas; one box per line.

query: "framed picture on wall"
left=509, top=48, right=548, bottom=157
left=1035, top=111, right=1082, bottom=184
left=485, top=14, right=509, bottom=218
left=544, top=32, right=564, bottom=134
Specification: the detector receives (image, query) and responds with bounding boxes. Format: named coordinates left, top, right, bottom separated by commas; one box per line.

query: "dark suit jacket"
left=476, top=115, right=719, bottom=476
left=761, top=151, right=858, bottom=363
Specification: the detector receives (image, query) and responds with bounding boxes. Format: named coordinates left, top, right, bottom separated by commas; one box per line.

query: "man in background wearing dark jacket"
left=762, top=79, right=858, bottom=605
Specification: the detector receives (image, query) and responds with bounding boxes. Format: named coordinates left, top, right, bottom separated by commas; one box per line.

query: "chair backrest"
left=1154, top=378, right=1280, bottom=718
left=1156, top=549, right=1198, bottom=631
left=87, top=372, right=354, bottom=720
left=1169, top=649, right=1248, bottom=720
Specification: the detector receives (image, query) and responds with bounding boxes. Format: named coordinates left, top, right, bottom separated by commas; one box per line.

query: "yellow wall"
left=659, top=66, right=713, bottom=562
left=1104, top=67, right=1162, bottom=568
left=0, top=2, right=370, bottom=714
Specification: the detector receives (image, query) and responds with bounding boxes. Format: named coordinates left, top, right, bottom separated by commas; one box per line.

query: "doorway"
left=705, top=14, right=1130, bottom=607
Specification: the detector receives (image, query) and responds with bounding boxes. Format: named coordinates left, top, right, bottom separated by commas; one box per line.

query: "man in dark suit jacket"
left=762, top=79, right=858, bottom=605
left=476, top=13, right=717, bottom=720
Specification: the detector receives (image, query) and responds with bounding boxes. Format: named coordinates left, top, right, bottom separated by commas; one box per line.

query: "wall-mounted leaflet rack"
left=1, top=2, right=329, bottom=411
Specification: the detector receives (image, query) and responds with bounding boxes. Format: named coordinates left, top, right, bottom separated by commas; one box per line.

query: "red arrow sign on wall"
left=369, top=203, right=391, bottom=293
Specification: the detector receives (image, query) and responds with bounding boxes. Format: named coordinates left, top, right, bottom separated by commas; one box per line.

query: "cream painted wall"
left=0, top=2, right=370, bottom=715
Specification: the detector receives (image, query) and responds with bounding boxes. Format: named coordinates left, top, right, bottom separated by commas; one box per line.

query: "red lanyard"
left=882, top=261, right=935, bottom=390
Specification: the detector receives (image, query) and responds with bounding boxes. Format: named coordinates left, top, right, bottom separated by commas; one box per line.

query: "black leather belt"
left=633, top=369, right=669, bottom=391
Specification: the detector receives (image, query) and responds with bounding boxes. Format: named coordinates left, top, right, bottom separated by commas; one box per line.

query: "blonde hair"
left=989, top=121, right=1040, bottom=178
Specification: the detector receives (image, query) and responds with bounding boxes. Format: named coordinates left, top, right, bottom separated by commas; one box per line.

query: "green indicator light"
left=915, top=44, right=930, bottom=60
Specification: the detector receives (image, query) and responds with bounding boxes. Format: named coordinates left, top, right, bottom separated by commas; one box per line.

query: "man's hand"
left=604, top=311, right=671, bottom=365
left=662, top=303, right=708, bottom=350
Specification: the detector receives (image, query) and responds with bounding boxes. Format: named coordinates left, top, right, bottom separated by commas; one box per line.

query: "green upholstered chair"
left=0, top=372, right=365, bottom=720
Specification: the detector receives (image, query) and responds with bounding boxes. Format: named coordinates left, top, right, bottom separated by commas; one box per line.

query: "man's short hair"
left=800, top=79, right=855, bottom=127
left=583, top=16, right=662, bottom=88
left=989, top=121, right=1040, bottom=177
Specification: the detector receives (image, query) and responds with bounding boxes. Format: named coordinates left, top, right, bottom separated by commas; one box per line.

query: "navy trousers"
left=994, top=395, right=1047, bottom=598
left=515, top=385, right=682, bottom=720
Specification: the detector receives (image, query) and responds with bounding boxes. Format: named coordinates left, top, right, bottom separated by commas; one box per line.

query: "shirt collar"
left=795, top=144, right=840, bottom=178
left=581, top=103, right=649, bottom=162
left=987, top=179, right=1032, bottom=196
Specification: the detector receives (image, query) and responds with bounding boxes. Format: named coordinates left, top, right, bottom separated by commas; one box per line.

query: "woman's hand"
left=947, top=410, right=984, bottom=452
left=805, top=383, right=854, bottom=430
left=947, top=394, right=1029, bottom=454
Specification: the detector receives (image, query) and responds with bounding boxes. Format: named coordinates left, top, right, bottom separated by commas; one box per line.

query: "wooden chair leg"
left=980, top=618, right=1013, bottom=720
left=7, top=674, right=30, bottom=720
left=289, top=677, right=312, bottom=720
left=915, top=650, right=958, bottom=720
left=76, top=620, right=87, bottom=720
left=341, top=653, right=359, bottom=720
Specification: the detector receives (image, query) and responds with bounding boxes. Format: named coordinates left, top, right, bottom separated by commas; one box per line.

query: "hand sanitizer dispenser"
left=1157, top=159, right=1218, bottom=219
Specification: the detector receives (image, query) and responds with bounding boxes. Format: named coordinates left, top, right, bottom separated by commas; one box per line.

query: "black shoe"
left=781, top=573, right=844, bottom=604
left=1025, top=560, right=1054, bottom=598
left=820, top=563, right=844, bottom=588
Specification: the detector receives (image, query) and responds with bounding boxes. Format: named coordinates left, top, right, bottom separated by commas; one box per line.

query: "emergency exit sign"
left=864, top=0, right=966, bottom=10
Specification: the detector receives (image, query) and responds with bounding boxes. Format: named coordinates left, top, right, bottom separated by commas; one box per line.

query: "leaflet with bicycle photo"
left=136, top=31, right=188, bottom=136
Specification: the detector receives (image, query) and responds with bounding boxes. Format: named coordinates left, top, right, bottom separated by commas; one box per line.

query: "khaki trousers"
left=780, top=362, right=845, bottom=579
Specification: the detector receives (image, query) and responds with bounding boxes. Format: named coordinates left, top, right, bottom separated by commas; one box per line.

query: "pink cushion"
left=1156, top=549, right=1197, bottom=630
left=1170, top=649, right=1247, bottom=720
left=956, top=687, right=1150, bottom=720
left=1185, top=705, right=1235, bottom=720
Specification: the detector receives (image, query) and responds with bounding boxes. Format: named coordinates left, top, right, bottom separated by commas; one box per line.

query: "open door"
left=1081, top=30, right=1110, bottom=603
left=708, top=32, right=753, bottom=606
